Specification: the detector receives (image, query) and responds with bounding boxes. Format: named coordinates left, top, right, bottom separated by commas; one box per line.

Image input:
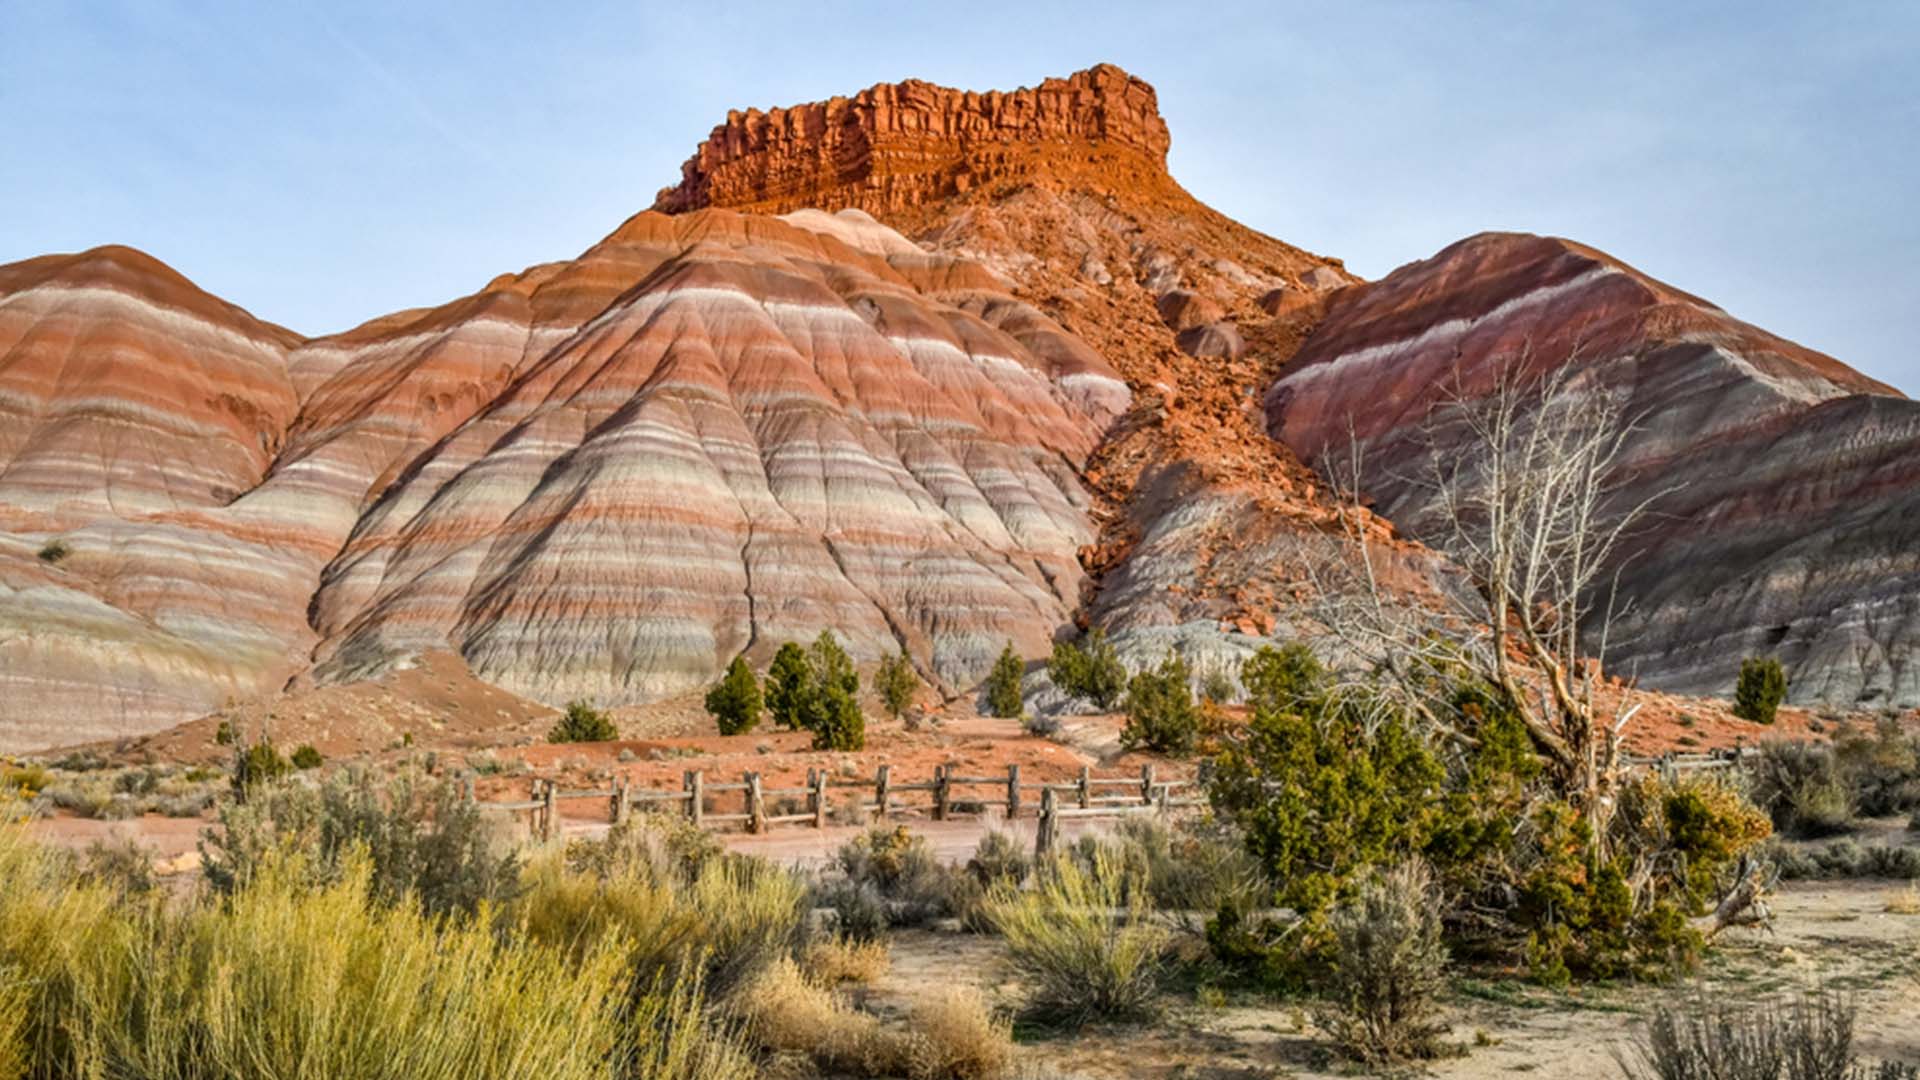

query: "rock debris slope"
left=1266, top=232, right=1920, bottom=708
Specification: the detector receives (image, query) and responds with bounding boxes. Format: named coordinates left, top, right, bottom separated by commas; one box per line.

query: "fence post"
left=612, top=779, right=631, bottom=825
left=747, top=772, right=766, bottom=834
left=1156, top=782, right=1171, bottom=816
left=685, top=770, right=704, bottom=828
left=1077, top=766, right=1091, bottom=810
left=1006, top=763, right=1020, bottom=819
left=541, top=780, right=558, bottom=843
left=933, top=765, right=950, bottom=821
left=1036, top=786, right=1058, bottom=860
left=1139, top=763, right=1155, bottom=806
left=813, top=769, right=829, bottom=828
left=874, top=764, right=891, bottom=820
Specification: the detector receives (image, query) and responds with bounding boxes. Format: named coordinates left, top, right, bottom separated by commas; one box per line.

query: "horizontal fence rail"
left=470, top=762, right=1200, bottom=858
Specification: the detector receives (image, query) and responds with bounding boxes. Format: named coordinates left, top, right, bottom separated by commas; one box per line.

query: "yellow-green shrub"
left=986, top=846, right=1170, bottom=1025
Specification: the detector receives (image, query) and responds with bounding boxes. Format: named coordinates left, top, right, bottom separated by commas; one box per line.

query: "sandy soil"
left=860, top=882, right=1920, bottom=1078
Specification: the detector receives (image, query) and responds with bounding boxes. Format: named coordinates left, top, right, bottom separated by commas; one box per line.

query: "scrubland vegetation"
left=4, top=633, right=1917, bottom=1077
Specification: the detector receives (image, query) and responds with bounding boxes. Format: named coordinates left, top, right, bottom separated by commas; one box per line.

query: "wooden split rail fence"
left=471, top=762, right=1204, bottom=856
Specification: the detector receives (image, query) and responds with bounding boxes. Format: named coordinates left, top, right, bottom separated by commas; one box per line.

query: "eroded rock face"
left=654, top=64, right=1171, bottom=218
left=1266, top=232, right=1920, bottom=708
left=0, top=208, right=1125, bottom=748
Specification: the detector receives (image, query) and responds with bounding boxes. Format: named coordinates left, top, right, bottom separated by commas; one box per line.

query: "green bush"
left=1047, top=627, right=1126, bottom=711
left=1317, top=861, right=1450, bottom=1064
left=705, top=656, right=763, bottom=736
left=1207, top=656, right=1772, bottom=986
left=1240, top=642, right=1328, bottom=716
left=875, top=648, right=919, bottom=722
left=1120, top=652, right=1200, bottom=756
left=766, top=643, right=812, bottom=730
left=983, top=642, right=1025, bottom=718
left=34, top=539, right=69, bottom=564
left=986, top=845, right=1170, bottom=1026
left=231, top=737, right=292, bottom=797
left=291, top=744, right=324, bottom=770
left=549, top=700, right=618, bottom=743
left=1733, top=656, right=1788, bottom=724
left=1199, top=664, right=1238, bottom=706
left=1834, top=718, right=1920, bottom=818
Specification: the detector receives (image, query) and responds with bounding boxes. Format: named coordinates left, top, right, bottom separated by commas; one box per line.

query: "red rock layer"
left=654, top=64, right=1170, bottom=218
left=1266, top=232, right=1920, bottom=707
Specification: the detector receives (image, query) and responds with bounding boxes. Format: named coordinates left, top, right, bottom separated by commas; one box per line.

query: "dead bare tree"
left=1308, top=350, right=1668, bottom=836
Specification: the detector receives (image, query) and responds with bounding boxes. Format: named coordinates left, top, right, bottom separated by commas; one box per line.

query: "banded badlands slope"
left=656, top=64, right=1429, bottom=673
left=1266, top=232, right=1920, bottom=707
left=0, top=208, right=1129, bottom=749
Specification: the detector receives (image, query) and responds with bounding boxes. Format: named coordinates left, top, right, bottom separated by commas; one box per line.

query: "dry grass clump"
left=985, top=845, right=1171, bottom=1026
left=906, top=986, right=1013, bottom=1080
left=804, top=935, right=891, bottom=986
left=732, top=959, right=1012, bottom=1080
left=1885, top=884, right=1920, bottom=915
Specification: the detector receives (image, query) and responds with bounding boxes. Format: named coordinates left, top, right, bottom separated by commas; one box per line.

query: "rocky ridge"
left=1266, top=232, right=1920, bottom=707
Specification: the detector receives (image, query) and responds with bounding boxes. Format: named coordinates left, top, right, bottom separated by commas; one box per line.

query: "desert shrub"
left=905, top=986, right=1013, bottom=1080
left=549, top=699, right=619, bottom=743
left=290, top=744, right=324, bottom=770
left=1618, top=989, right=1915, bottom=1080
left=1110, top=815, right=1264, bottom=927
left=1209, top=662, right=1771, bottom=986
left=1769, top=839, right=1920, bottom=881
left=202, top=768, right=520, bottom=918
left=35, top=539, right=69, bottom=564
left=1018, top=710, right=1062, bottom=742
left=986, top=845, right=1170, bottom=1026
left=803, top=935, right=890, bottom=986
left=1733, top=656, right=1789, bottom=724
left=1316, top=861, right=1450, bottom=1064
left=823, top=825, right=959, bottom=937
left=231, top=736, right=292, bottom=796
left=966, top=830, right=1032, bottom=893
left=875, top=648, right=920, bottom=722
left=1751, top=741, right=1854, bottom=837
left=730, top=958, right=893, bottom=1076
left=1833, top=719, right=1920, bottom=818
left=2, top=763, right=48, bottom=800
left=1047, top=627, right=1126, bottom=711
left=75, top=837, right=156, bottom=896
left=984, top=642, right=1026, bottom=719
left=1121, top=652, right=1200, bottom=756
left=705, top=656, right=763, bottom=736
left=0, top=823, right=745, bottom=1080
left=1199, top=663, right=1239, bottom=705
left=520, top=836, right=807, bottom=1003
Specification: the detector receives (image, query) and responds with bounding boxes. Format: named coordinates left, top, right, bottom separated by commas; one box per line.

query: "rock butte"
left=1, top=64, right=1913, bottom=750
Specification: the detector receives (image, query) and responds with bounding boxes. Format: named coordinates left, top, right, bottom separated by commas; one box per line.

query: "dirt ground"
left=861, top=882, right=1920, bottom=1078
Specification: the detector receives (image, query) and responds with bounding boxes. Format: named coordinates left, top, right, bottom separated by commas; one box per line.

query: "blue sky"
left=2, top=2, right=1915, bottom=391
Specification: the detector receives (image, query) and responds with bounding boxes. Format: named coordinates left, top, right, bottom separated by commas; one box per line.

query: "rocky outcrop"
left=654, top=64, right=1170, bottom=218
left=1266, top=232, right=1920, bottom=708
